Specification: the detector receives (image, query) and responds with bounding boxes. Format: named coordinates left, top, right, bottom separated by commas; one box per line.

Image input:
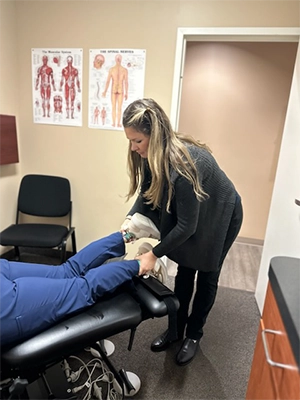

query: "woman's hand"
left=136, top=251, right=157, bottom=275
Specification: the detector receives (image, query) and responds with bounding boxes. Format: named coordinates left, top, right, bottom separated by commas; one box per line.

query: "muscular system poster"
left=88, top=49, right=146, bottom=130
left=32, top=48, right=83, bottom=126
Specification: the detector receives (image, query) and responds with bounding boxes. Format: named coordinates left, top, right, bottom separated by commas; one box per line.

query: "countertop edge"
left=269, top=256, right=300, bottom=369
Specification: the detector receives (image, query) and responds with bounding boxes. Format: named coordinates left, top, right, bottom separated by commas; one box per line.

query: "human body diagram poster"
left=88, top=49, right=146, bottom=130
left=32, top=48, right=83, bottom=126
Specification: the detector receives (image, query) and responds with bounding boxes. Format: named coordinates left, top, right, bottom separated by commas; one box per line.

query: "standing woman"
left=121, top=98, right=243, bottom=366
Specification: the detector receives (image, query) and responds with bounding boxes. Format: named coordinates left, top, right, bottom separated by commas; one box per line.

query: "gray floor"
left=219, top=241, right=262, bottom=291
left=167, top=241, right=262, bottom=292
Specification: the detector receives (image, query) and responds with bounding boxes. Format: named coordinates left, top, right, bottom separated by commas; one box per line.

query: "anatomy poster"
left=32, top=48, right=83, bottom=126
left=88, top=49, right=146, bottom=130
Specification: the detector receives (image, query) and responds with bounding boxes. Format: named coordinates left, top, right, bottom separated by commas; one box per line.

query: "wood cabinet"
left=246, top=283, right=300, bottom=399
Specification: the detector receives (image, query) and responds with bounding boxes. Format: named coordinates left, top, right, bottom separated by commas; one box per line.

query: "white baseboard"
left=235, top=236, right=264, bottom=246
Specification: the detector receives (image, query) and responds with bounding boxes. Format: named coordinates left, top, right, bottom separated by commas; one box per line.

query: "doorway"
left=170, top=27, right=300, bottom=311
left=179, top=41, right=297, bottom=241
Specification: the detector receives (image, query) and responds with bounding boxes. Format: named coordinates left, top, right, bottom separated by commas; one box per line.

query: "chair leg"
left=71, top=231, right=77, bottom=255
left=14, top=246, right=20, bottom=261
left=60, top=242, right=67, bottom=263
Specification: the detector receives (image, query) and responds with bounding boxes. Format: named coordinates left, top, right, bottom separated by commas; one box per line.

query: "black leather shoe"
left=176, top=338, right=200, bottom=366
left=151, top=330, right=179, bottom=352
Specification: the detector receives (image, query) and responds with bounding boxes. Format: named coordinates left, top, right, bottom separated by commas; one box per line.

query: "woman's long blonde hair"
left=122, top=98, right=211, bottom=211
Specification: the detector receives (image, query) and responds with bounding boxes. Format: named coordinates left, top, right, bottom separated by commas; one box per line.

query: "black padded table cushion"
left=132, top=276, right=180, bottom=318
left=2, top=292, right=142, bottom=371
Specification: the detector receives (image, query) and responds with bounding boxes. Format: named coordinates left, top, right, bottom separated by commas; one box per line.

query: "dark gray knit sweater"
left=128, top=145, right=239, bottom=272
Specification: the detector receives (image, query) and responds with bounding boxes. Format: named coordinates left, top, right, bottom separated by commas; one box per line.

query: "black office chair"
left=0, top=174, right=77, bottom=263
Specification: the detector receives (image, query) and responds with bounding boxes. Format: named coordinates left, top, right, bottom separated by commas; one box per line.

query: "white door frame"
left=170, top=27, right=300, bottom=129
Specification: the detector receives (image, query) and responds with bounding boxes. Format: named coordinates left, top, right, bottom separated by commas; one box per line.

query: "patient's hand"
left=135, top=251, right=157, bottom=275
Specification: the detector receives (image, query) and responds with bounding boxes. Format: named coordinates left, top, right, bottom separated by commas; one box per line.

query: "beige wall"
left=0, top=1, right=22, bottom=242
left=0, top=1, right=299, bottom=255
left=179, top=41, right=297, bottom=241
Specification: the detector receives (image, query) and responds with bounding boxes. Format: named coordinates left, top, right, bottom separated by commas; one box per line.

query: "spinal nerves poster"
left=88, top=49, right=146, bottom=130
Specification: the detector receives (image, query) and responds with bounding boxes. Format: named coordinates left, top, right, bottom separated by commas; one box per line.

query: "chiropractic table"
left=0, top=276, right=179, bottom=399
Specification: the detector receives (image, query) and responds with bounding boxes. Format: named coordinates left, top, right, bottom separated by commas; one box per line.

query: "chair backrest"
left=17, top=174, right=71, bottom=217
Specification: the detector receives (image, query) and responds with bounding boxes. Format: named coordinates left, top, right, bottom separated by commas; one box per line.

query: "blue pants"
left=0, top=232, right=139, bottom=346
